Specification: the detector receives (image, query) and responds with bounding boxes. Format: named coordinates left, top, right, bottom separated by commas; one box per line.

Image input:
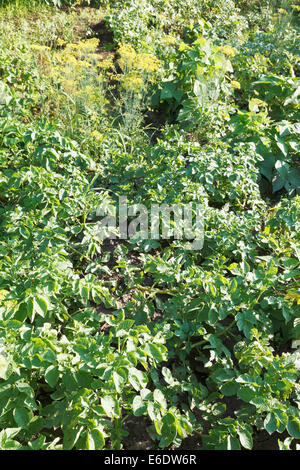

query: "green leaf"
left=63, top=426, right=84, bottom=450
left=79, top=284, right=89, bottom=301
left=3, top=440, right=22, bottom=450
left=274, top=410, right=288, bottom=433
left=273, top=175, right=284, bottom=193
left=147, top=402, right=161, bottom=421
left=229, top=279, right=238, bottom=294
left=88, top=429, right=105, bottom=450
left=62, top=370, right=78, bottom=391
left=153, top=389, right=167, bottom=409
left=264, top=412, right=279, bottom=434
left=29, top=435, right=46, bottom=450
left=15, top=302, right=28, bottom=322
left=0, top=354, right=8, bottom=379
left=227, top=435, right=241, bottom=450
left=220, top=381, right=238, bottom=397
left=34, top=295, right=49, bottom=317
left=115, top=319, right=134, bottom=337
left=159, top=412, right=177, bottom=448
left=287, top=417, right=300, bottom=439
left=0, top=80, right=12, bottom=105
left=237, top=430, right=253, bottom=450
left=209, top=284, right=217, bottom=297
left=112, top=369, right=127, bottom=393
left=128, top=367, right=148, bottom=391
left=282, top=258, right=299, bottom=269
left=45, top=365, right=59, bottom=388
left=276, top=139, right=288, bottom=157
left=143, top=343, right=165, bottom=363
left=13, top=407, right=31, bottom=428
left=160, top=82, right=183, bottom=101
left=26, top=297, right=34, bottom=321
left=237, top=386, right=256, bottom=403
left=132, top=396, right=146, bottom=416
left=101, top=396, right=120, bottom=418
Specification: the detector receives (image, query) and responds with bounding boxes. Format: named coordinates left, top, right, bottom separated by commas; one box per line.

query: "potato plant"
left=0, top=0, right=299, bottom=451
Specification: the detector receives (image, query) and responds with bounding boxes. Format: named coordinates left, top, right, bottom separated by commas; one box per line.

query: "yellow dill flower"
left=196, top=65, right=206, bottom=76
left=98, top=57, right=114, bottom=69
left=88, top=53, right=101, bottom=63
left=285, top=290, right=300, bottom=304
left=218, top=45, right=238, bottom=58
left=65, top=43, right=80, bottom=52
left=90, top=130, right=104, bottom=142
left=251, top=98, right=267, bottom=106
left=30, top=44, right=51, bottom=52
left=55, top=52, right=77, bottom=66
left=0, top=290, right=14, bottom=308
left=118, top=43, right=159, bottom=74
left=57, top=39, right=66, bottom=46
left=0, top=290, right=9, bottom=302
left=61, top=79, right=77, bottom=93
left=249, top=97, right=268, bottom=112
left=231, top=80, right=241, bottom=89
left=291, top=4, right=300, bottom=11
left=134, top=53, right=160, bottom=73
left=194, top=36, right=207, bottom=47
left=82, top=85, right=94, bottom=94
left=77, top=60, right=92, bottom=68
left=118, top=44, right=137, bottom=69
left=110, top=73, right=121, bottom=81
left=179, top=42, right=190, bottom=52
left=162, top=35, right=177, bottom=46
left=82, top=38, right=100, bottom=51
left=278, top=8, right=288, bottom=15
left=63, top=39, right=99, bottom=60
left=81, top=85, right=98, bottom=103
left=120, top=71, right=143, bottom=90
left=53, top=52, right=61, bottom=61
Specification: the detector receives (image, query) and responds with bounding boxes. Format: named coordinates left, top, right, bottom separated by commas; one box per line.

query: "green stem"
left=191, top=318, right=236, bottom=350
left=135, top=285, right=176, bottom=296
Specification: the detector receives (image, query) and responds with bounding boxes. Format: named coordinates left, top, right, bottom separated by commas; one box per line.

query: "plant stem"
left=191, top=318, right=236, bottom=350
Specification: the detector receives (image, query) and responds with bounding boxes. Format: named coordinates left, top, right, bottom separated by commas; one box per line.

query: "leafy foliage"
left=0, top=0, right=299, bottom=451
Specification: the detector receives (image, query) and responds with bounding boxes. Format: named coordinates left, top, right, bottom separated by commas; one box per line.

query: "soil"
left=123, top=416, right=156, bottom=451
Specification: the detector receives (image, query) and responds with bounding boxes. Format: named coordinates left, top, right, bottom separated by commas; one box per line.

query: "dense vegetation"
left=0, top=0, right=299, bottom=450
